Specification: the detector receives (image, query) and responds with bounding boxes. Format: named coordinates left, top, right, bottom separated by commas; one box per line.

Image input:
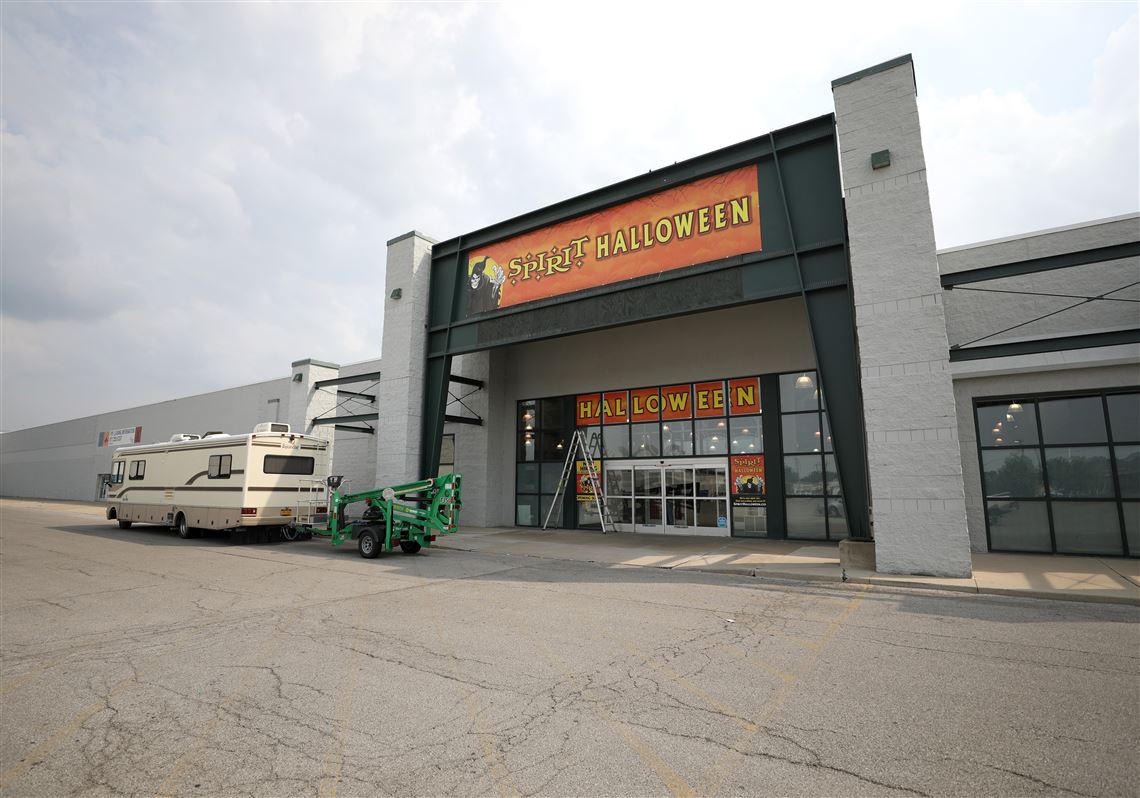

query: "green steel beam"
left=940, top=242, right=1140, bottom=287
left=312, top=412, right=378, bottom=426
left=950, top=328, right=1140, bottom=361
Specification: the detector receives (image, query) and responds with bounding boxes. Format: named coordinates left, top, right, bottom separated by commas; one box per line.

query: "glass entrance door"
left=606, top=460, right=729, bottom=536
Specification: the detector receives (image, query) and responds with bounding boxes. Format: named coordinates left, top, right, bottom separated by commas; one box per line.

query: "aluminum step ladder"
left=543, top=428, right=617, bottom=533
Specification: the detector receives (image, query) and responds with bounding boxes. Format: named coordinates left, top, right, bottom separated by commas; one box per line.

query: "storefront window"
left=730, top=416, right=762, bottom=454
left=602, top=425, right=630, bottom=458
left=631, top=422, right=660, bottom=457
left=694, top=418, right=725, bottom=455
left=779, top=370, right=844, bottom=541
left=1039, top=396, right=1107, bottom=444
left=981, top=449, right=1044, bottom=498
left=661, top=421, right=693, bottom=456
left=516, top=397, right=573, bottom=526
left=779, top=372, right=819, bottom=412
left=976, top=391, right=1136, bottom=557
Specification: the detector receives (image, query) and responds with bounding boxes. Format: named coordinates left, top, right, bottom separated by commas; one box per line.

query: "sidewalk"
left=438, top=526, right=1140, bottom=605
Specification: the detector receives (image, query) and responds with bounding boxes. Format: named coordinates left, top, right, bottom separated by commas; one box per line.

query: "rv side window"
left=129, top=460, right=146, bottom=480
left=208, top=454, right=232, bottom=479
left=263, top=455, right=314, bottom=475
left=111, top=461, right=125, bottom=484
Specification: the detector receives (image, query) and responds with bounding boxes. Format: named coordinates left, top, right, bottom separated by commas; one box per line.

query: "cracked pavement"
left=1, top=500, right=1138, bottom=796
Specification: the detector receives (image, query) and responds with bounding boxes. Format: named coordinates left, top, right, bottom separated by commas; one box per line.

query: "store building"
left=3, top=55, right=1137, bottom=574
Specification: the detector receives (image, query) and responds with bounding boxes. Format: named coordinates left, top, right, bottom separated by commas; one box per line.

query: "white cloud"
left=922, top=13, right=1139, bottom=247
left=1, top=3, right=1136, bottom=431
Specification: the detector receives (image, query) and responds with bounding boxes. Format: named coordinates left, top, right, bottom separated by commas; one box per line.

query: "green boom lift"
left=306, top=473, right=462, bottom=558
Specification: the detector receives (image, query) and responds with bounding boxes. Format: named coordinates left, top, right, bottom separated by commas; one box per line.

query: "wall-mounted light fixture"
left=390, top=288, right=403, bottom=300
left=871, top=149, right=891, bottom=170
left=292, top=373, right=303, bottom=382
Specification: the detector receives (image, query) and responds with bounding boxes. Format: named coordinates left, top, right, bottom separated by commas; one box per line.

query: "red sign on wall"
left=660, top=385, right=693, bottom=420
left=630, top=388, right=660, bottom=421
left=602, top=391, right=629, bottom=424
left=728, top=377, right=760, bottom=415
left=693, top=381, right=725, bottom=418
left=575, top=394, right=601, bottom=426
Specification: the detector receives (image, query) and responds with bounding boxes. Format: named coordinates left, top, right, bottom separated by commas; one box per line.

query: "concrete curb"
left=435, top=541, right=1140, bottom=606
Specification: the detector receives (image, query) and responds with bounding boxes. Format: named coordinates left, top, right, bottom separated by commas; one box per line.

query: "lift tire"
left=117, top=519, right=132, bottom=530
left=400, top=540, right=422, bottom=555
left=358, top=528, right=381, bottom=559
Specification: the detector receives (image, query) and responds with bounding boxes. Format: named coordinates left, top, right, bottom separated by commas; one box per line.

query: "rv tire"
left=357, top=528, right=380, bottom=559
left=117, top=519, right=132, bottom=529
left=176, top=514, right=193, bottom=540
left=400, top=541, right=422, bottom=554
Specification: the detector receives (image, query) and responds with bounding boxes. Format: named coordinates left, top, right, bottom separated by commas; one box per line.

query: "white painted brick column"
left=287, top=358, right=340, bottom=463
left=832, top=56, right=972, bottom=577
left=376, top=231, right=436, bottom=487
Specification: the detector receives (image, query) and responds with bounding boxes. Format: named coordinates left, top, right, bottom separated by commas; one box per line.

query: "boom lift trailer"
left=305, top=473, right=463, bottom=558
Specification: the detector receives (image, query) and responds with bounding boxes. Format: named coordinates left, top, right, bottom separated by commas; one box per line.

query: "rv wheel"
left=175, top=514, right=193, bottom=540
left=399, top=541, right=422, bottom=554
left=117, top=520, right=132, bottom=530
left=357, top=528, right=380, bottom=559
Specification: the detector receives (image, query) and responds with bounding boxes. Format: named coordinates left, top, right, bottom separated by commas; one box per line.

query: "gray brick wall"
left=834, top=57, right=973, bottom=577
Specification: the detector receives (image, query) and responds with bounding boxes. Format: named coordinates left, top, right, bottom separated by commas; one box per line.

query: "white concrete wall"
left=1, top=378, right=290, bottom=501
left=375, top=231, right=435, bottom=488
left=833, top=56, right=973, bottom=577
left=483, top=299, right=817, bottom=527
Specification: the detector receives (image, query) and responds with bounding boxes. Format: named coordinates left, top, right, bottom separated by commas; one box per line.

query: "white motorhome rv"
left=105, top=423, right=330, bottom=542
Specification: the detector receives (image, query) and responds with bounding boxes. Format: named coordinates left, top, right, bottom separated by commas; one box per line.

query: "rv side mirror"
left=327, top=475, right=344, bottom=489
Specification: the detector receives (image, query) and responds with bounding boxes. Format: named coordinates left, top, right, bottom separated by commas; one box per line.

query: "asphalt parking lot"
left=2, top=499, right=1138, bottom=797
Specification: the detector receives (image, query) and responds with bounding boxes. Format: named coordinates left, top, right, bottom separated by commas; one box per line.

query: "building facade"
left=3, top=55, right=1137, bottom=572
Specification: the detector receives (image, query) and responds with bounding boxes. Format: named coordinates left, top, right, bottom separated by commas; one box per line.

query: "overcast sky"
left=2, top=2, right=1137, bottom=432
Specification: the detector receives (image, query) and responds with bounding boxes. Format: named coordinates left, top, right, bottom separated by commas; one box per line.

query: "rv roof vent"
left=253, top=422, right=291, bottom=434
left=169, top=433, right=201, bottom=443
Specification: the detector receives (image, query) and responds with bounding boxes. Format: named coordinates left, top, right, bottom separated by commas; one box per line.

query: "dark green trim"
left=831, top=54, right=914, bottom=89
left=313, top=371, right=382, bottom=389
left=449, top=374, right=485, bottom=388
left=767, top=136, right=871, bottom=540
left=336, top=389, right=376, bottom=402
left=950, top=329, right=1140, bottom=362
left=311, top=412, right=378, bottom=426
left=941, top=242, right=1140, bottom=287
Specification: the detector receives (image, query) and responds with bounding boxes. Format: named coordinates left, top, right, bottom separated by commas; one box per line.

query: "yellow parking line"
left=696, top=586, right=871, bottom=794
left=153, top=609, right=299, bottom=798
left=317, top=602, right=367, bottom=798
left=530, top=637, right=696, bottom=797
left=424, top=592, right=519, bottom=798
left=606, top=718, right=696, bottom=798
left=0, top=657, right=162, bottom=789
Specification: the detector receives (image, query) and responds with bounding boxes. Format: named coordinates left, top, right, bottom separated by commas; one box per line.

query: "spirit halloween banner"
left=575, top=460, right=602, bottom=502
left=730, top=455, right=766, bottom=507
left=466, top=165, right=762, bottom=315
